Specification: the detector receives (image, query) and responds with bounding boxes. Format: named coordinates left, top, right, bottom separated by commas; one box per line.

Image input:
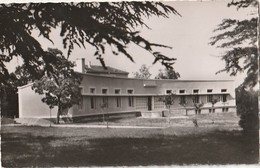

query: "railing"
left=162, top=105, right=236, bottom=116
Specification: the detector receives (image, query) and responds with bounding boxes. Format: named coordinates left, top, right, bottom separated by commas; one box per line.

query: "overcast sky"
left=5, top=0, right=257, bottom=87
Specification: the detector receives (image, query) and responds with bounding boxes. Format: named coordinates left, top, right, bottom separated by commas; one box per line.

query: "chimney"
left=81, top=58, right=85, bottom=73
left=74, top=58, right=85, bottom=73
left=87, top=61, right=91, bottom=68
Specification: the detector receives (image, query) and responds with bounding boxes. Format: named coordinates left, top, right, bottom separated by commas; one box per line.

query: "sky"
left=4, top=0, right=258, bottom=87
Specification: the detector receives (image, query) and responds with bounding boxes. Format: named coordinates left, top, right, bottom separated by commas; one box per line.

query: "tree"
left=210, top=0, right=258, bottom=131
left=194, top=103, right=204, bottom=115
left=209, top=0, right=258, bottom=88
left=0, top=2, right=180, bottom=87
left=155, top=68, right=180, bottom=79
left=133, top=64, right=151, bottom=79
left=160, top=93, right=176, bottom=126
left=209, top=95, right=220, bottom=113
left=32, top=48, right=82, bottom=124
left=192, top=95, right=204, bottom=115
left=179, top=98, right=188, bottom=116
left=100, top=100, right=109, bottom=128
left=236, top=85, right=258, bottom=131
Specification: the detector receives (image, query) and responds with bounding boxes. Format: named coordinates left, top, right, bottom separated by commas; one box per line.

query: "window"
left=180, top=96, right=186, bottom=105
left=179, top=90, right=185, bottom=94
left=221, top=89, right=227, bottom=92
left=193, top=89, right=199, bottom=94
left=193, top=95, right=199, bottom=103
left=154, top=96, right=165, bottom=109
left=166, top=90, right=172, bottom=94
left=115, top=89, right=120, bottom=94
left=136, top=97, right=148, bottom=110
left=207, top=89, right=213, bottom=93
left=101, top=97, right=108, bottom=108
left=90, top=88, right=95, bottom=94
left=127, top=89, right=133, bottom=94
left=102, top=88, right=108, bottom=94
left=207, top=95, right=213, bottom=103
left=128, top=96, right=134, bottom=107
left=90, top=97, right=96, bottom=109
left=222, top=94, right=227, bottom=102
left=116, top=97, right=121, bottom=108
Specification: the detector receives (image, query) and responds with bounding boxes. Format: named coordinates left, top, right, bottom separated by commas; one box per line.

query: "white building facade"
left=18, top=59, right=236, bottom=120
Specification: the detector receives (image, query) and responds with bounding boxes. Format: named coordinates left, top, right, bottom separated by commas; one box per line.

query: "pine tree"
left=0, top=2, right=180, bottom=86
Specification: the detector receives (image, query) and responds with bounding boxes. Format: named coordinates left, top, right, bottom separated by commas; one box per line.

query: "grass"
left=1, top=112, right=259, bottom=166
left=1, top=127, right=259, bottom=166
left=1, top=117, right=16, bottom=125
left=77, top=112, right=240, bottom=129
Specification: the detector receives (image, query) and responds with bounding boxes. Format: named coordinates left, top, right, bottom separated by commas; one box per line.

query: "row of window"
left=166, top=89, right=227, bottom=94
left=88, top=96, right=134, bottom=109
left=79, top=94, right=228, bottom=110
left=89, top=88, right=134, bottom=94
left=179, top=94, right=227, bottom=104
left=87, top=87, right=228, bottom=95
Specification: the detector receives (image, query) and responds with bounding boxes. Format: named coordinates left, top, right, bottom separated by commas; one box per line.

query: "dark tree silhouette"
left=209, top=0, right=258, bottom=88
left=236, top=85, right=258, bottom=131
left=210, top=0, right=258, bottom=131
left=0, top=2, right=180, bottom=87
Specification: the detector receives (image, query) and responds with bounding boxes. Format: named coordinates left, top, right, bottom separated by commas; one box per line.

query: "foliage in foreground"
left=210, top=0, right=258, bottom=131
left=0, top=2, right=180, bottom=87
left=236, top=85, right=258, bottom=131
left=209, top=0, right=258, bottom=88
left=32, top=48, right=82, bottom=124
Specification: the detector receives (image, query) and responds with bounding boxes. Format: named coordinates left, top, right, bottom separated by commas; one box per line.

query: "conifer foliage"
left=209, top=0, right=258, bottom=88
left=210, top=0, right=259, bottom=131
left=0, top=2, right=180, bottom=86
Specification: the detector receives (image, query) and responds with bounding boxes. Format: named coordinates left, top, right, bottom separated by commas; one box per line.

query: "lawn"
left=1, top=114, right=259, bottom=167
left=77, top=111, right=241, bottom=129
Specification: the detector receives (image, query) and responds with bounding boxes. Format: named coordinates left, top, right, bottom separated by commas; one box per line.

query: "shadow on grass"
left=1, top=129, right=258, bottom=167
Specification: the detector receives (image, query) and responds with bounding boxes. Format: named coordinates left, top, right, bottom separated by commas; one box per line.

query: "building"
left=18, top=58, right=236, bottom=120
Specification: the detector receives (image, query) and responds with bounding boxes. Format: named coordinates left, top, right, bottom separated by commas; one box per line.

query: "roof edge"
left=17, top=83, right=34, bottom=89
left=77, top=72, right=235, bottom=82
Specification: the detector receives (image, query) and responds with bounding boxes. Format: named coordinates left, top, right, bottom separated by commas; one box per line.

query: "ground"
left=1, top=112, right=259, bottom=166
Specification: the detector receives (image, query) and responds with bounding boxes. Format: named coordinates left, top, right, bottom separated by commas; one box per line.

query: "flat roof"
left=78, top=72, right=234, bottom=82
left=18, top=73, right=234, bottom=90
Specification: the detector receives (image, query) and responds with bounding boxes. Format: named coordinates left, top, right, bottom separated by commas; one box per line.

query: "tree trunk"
left=56, top=105, right=61, bottom=124
left=168, top=106, right=171, bottom=126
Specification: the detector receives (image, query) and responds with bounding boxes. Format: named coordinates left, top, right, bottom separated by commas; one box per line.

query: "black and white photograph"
left=0, top=0, right=259, bottom=167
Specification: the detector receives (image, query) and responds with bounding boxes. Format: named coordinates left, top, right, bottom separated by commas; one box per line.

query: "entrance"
left=148, top=96, right=152, bottom=111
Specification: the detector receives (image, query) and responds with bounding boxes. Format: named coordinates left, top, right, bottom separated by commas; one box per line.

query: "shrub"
left=236, top=86, right=258, bottom=131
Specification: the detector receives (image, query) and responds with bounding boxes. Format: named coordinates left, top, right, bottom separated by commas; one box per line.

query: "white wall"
left=18, top=84, right=58, bottom=118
